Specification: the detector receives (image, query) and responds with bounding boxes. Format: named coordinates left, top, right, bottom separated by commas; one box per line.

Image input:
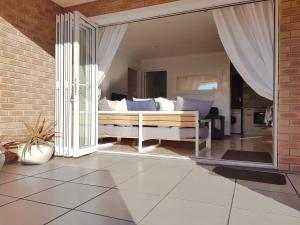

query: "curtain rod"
left=97, top=0, right=270, bottom=28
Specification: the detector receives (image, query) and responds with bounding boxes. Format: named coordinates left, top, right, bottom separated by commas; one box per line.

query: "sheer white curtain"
left=213, top=1, right=274, bottom=100
left=97, top=24, right=128, bottom=97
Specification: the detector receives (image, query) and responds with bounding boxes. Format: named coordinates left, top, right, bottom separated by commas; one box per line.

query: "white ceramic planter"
left=0, top=152, right=4, bottom=170
left=18, top=143, right=54, bottom=165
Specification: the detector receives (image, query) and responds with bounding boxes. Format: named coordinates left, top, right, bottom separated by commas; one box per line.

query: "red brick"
left=291, top=30, right=300, bottom=37
left=290, top=164, right=300, bottom=172
left=281, top=6, right=300, bottom=17
left=279, top=155, right=300, bottom=164
left=280, top=37, right=300, bottom=46
left=278, top=163, right=290, bottom=171
left=291, top=148, right=300, bottom=156
left=280, top=22, right=300, bottom=32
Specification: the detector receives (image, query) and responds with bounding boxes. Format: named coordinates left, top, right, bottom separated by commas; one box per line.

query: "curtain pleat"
left=213, top=1, right=274, bottom=100
left=97, top=24, right=128, bottom=97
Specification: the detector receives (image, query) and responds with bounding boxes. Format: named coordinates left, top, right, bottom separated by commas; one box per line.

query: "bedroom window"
left=176, top=74, right=219, bottom=92
left=196, top=82, right=218, bottom=91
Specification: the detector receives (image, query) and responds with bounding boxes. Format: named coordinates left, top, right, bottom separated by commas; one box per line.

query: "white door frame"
left=73, top=11, right=98, bottom=157
left=55, top=12, right=98, bottom=158
left=90, top=0, right=268, bottom=27
left=91, top=0, right=279, bottom=169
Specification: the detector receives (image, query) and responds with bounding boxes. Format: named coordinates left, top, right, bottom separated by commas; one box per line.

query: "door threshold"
left=194, top=158, right=276, bottom=170
left=97, top=149, right=276, bottom=169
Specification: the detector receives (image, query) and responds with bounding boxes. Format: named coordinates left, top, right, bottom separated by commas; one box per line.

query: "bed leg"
left=195, top=138, right=199, bottom=157
left=158, top=139, right=162, bottom=145
left=138, top=138, right=143, bottom=152
left=117, top=137, right=122, bottom=143
left=195, top=113, right=199, bottom=158
left=138, top=113, right=143, bottom=153
left=206, top=120, right=212, bottom=150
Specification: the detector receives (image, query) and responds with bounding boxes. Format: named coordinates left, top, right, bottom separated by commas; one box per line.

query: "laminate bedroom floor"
left=98, top=135, right=273, bottom=161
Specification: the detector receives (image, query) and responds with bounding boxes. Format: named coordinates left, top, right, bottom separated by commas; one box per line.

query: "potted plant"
left=0, top=136, right=20, bottom=168
left=0, top=144, right=5, bottom=170
left=18, top=114, right=55, bottom=164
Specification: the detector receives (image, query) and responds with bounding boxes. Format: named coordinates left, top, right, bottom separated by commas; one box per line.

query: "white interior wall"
left=141, top=52, right=231, bottom=135
left=101, top=50, right=141, bottom=98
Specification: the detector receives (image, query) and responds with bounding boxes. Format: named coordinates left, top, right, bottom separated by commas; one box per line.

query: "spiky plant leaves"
left=22, top=113, right=55, bottom=160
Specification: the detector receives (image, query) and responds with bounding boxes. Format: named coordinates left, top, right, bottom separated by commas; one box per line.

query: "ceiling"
left=51, top=0, right=95, bottom=7
left=118, top=11, right=224, bottom=60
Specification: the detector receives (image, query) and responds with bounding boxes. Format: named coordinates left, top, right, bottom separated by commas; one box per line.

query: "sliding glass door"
left=55, top=12, right=98, bottom=157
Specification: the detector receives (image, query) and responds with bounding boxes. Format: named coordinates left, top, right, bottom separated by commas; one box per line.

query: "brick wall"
left=278, top=0, right=300, bottom=172
left=0, top=0, right=64, bottom=138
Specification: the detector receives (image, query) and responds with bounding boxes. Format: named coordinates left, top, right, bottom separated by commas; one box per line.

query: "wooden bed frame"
left=98, top=111, right=212, bottom=157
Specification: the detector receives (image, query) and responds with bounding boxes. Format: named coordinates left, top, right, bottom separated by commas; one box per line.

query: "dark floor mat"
left=213, top=167, right=286, bottom=185
left=222, top=150, right=272, bottom=163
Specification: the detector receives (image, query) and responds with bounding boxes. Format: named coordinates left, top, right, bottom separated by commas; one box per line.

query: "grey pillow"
left=127, top=100, right=157, bottom=111
left=176, top=96, right=213, bottom=119
left=133, top=98, right=160, bottom=110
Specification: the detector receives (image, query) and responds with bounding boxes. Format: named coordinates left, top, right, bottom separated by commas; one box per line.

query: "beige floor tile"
left=50, top=154, right=119, bottom=168
left=168, top=171, right=235, bottom=207
left=1, top=163, right=62, bottom=176
left=104, top=159, right=155, bottom=174
left=117, top=166, right=190, bottom=196
left=233, top=184, right=300, bottom=218
left=288, top=174, right=300, bottom=194
left=191, top=165, right=216, bottom=175
left=0, top=194, right=17, bottom=206
left=48, top=210, right=136, bottom=225
left=155, top=159, right=195, bottom=169
left=77, top=189, right=161, bottom=223
left=229, top=208, right=300, bottom=225
left=237, top=175, right=296, bottom=194
left=50, top=155, right=94, bottom=166
left=26, top=183, right=108, bottom=208
left=0, top=172, right=25, bottom=184
left=72, top=170, right=135, bottom=187
left=0, top=177, right=62, bottom=198
left=72, top=157, right=121, bottom=170
left=0, top=200, right=67, bottom=225
left=35, top=166, right=95, bottom=181
left=140, top=198, right=229, bottom=225
left=140, top=165, right=191, bottom=178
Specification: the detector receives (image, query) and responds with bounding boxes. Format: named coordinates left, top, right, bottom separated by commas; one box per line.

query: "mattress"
left=99, top=125, right=208, bottom=139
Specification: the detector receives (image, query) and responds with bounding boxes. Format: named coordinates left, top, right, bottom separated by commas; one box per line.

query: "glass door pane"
left=79, top=27, right=92, bottom=148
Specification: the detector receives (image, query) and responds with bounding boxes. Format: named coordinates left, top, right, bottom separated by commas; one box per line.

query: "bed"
left=98, top=111, right=211, bottom=157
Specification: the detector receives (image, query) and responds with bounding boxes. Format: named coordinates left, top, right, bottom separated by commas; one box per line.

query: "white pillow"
left=132, top=98, right=152, bottom=101
left=98, top=97, right=110, bottom=111
left=107, top=99, right=128, bottom=111
left=156, top=97, right=175, bottom=111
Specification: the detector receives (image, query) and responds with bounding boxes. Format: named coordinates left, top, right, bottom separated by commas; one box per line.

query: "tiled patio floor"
left=0, top=152, right=299, bottom=225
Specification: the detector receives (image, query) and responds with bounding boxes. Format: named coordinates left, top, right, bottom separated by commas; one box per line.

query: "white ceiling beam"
left=90, top=0, right=262, bottom=26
